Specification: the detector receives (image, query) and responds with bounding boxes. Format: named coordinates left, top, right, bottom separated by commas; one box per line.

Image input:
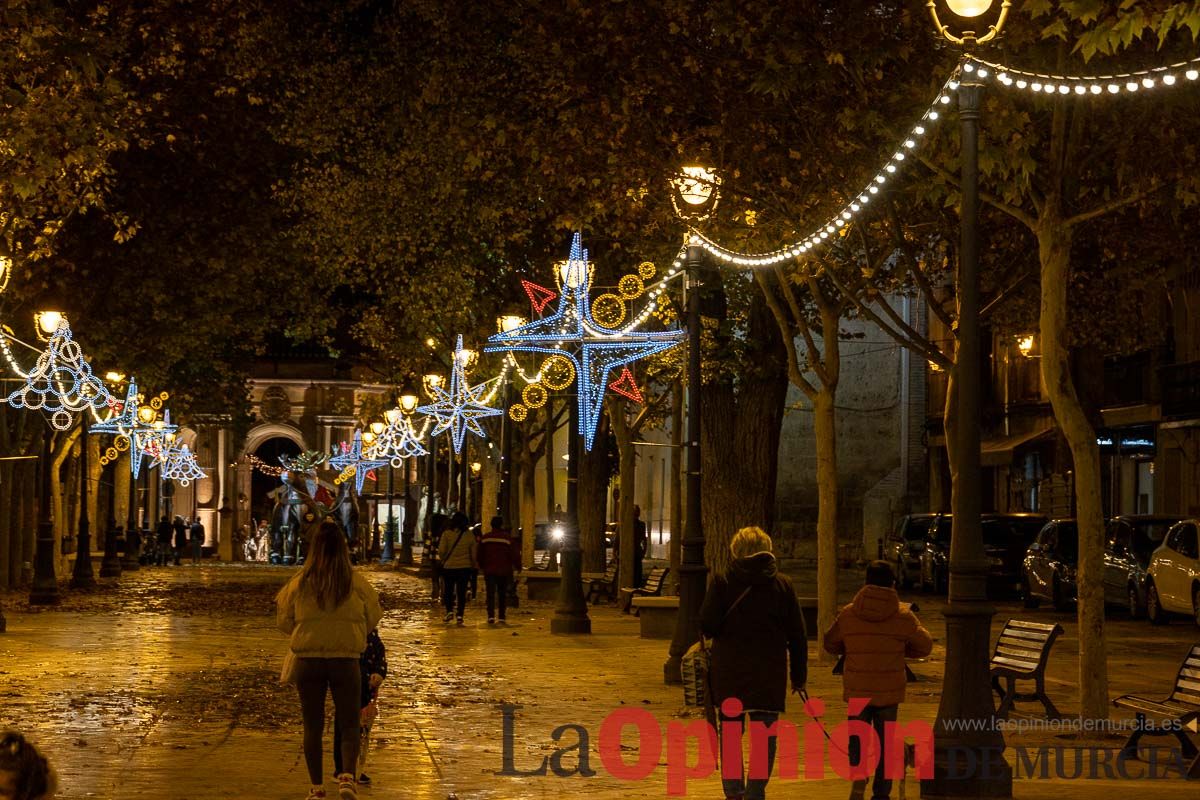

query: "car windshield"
left=1129, top=521, right=1173, bottom=561
left=930, top=518, right=951, bottom=544
left=904, top=517, right=933, bottom=541
left=1055, top=523, right=1078, bottom=560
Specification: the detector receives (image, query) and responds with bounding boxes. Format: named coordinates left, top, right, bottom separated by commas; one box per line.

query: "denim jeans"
left=847, top=704, right=900, bottom=799
left=720, top=710, right=779, bottom=800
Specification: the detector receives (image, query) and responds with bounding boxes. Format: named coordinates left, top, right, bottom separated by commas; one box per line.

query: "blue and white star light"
left=484, top=233, right=685, bottom=450
left=6, top=318, right=112, bottom=430
left=90, top=378, right=178, bottom=479
left=418, top=335, right=503, bottom=454
left=329, top=430, right=389, bottom=494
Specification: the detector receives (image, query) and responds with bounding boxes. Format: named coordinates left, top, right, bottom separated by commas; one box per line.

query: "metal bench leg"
left=1118, top=714, right=1146, bottom=760
left=1171, top=729, right=1199, bottom=760
left=995, top=677, right=1016, bottom=720
left=1186, top=751, right=1200, bottom=780
left=1035, top=675, right=1062, bottom=719
left=991, top=675, right=1005, bottom=703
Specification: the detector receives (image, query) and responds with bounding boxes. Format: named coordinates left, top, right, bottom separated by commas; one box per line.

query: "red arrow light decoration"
left=609, top=367, right=643, bottom=403
left=522, top=280, right=558, bottom=315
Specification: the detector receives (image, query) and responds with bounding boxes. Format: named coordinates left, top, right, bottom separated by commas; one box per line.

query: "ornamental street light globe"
left=675, top=165, right=719, bottom=206
left=399, top=392, right=419, bottom=413
left=947, top=0, right=993, bottom=16
left=370, top=421, right=386, bottom=436
left=497, top=314, right=525, bottom=333
left=384, top=407, right=402, bottom=425
left=35, top=310, right=63, bottom=338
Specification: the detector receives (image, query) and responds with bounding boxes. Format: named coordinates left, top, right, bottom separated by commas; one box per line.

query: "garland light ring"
left=591, top=293, right=627, bottom=328
left=522, top=383, right=548, bottom=409
left=637, top=261, right=657, bottom=281
left=509, top=403, right=528, bottom=422
left=617, top=274, right=645, bottom=300
left=540, top=354, right=576, bottom=390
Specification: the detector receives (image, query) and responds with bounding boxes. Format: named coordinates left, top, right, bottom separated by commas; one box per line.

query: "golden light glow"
left=423, top=373, right=444, bottom=394
left=498, top=314, right=526, bottom=333
left=470, top=461, right=482, bottom=476
left=456, top=348, right=477, bottom=370
left=138, top=407, right=156, bottom=424
left=399, top=392, right=419, bottom=413
left=674, top=165, right=719, bottom=206
left=1016, top=334, right=1035, bottom=357
left=370, top=421, right=386, bottom=436
left=104, top=371, right=126, bottom=383
left=557, top=259, right=586, bottom=290
left=947, top=0, right=993, bottom=17
left=35, top=310, right=64, bottom=336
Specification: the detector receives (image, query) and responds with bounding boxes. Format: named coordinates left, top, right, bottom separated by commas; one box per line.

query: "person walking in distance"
left=478, top=516, right=519, bottom=624
left=189, top=516, right=205, bottom=564
left=172, top=515, right=187, bottom=566
left=700, top=526, right=808, bottom=800
left=633, top=504, right=648, bottom=589
left=277, top=521, right=383, bottom=800
left=155, top=515, right=173, bottom=567
left=437, top=512, right=476, bottom=625
left=824, top=561, right=933, bottom=800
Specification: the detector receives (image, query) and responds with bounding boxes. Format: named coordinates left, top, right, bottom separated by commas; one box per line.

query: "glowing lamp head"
left=456, top=348, right=476, bottom=369
left=424, top=373, right=444, bottom=393
left=497, top=314, right=526, bottom=333
left=425, top=337, right=437, bottom=349
left=946, top=0, right=994, bottom=17
left=674, top=165, right=719, bottom=206
left=35, top=310, right=64, bottom=338
left=399, top=392, right=419, bottom=413
left=138, top=406, right=156, bottom=424
left=362, top=430, right=376, bottom=446
left=556, top=259, right=587, bottom=290
left=470, top=461, right=482, bottom=476
left=105, top=371, right=127, bottom=383
left=384, top=407, right=402, bottom=425
left=370, top=421, right=386, bottom=436
left=1016, top=334, right=1035, bottom=357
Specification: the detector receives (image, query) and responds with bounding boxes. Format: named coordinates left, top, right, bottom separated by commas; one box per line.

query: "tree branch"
left=1065, top=182, right=1169, bottom=228
left=916, top=153, right=1037, bottom=230
left=754, top=270, right=818, bottom=398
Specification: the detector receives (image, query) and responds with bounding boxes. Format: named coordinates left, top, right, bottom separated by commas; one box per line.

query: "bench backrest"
left=1168, top=644, right=1200, bottom=707
left=645, top=567, right=668, bottom=592
left=991, top=619, right=1063, bottom=670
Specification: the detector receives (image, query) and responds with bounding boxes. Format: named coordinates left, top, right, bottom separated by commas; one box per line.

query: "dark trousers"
left=442, top=567, right=472, bottom=617
left=295, top=657, right=361, bottom=785
left=848, top=703, right=900, bottom=799
left=156, top=540, right=171, bottom=566
left=720, top=710, right=780, bottom=800
left=332, top=704, right=367, bottom=776
left=191, top=538, right=202, bottom=563
left=633, top=555, right=644, bottom=589
left=485, top=574, right=510, bottom=620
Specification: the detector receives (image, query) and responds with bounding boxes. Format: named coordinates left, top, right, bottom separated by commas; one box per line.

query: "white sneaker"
left=337, top=773, right=358, bottom=799
left=306, top=788, right=326, bottom=800
left=443, top=611, right=454, bottom=622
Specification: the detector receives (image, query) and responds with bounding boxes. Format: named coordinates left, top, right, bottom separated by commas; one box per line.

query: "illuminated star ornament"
left=6, top=318, right=112, bottom=430
left=367, top=412, right=428, bottom=466
left=485, top=233, right=684, bottom=450
left=159, top=442, right=207, bottom=486
left=329, top=430, right=388, bottom=494
left=418, top=335, right=503, bottom=454
left=90, top=378, right=177, bottom=478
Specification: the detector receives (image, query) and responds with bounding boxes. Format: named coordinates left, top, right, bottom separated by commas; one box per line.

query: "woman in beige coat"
left=277, top=522, right=383, bottom=800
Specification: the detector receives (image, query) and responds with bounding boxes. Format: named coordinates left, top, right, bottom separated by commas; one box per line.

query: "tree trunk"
left=518, top=454, right=538, bottom=569
left=702, top=292, right=789, bottom=578
left=610, top=399, right=638, bottom=595
left=0, top=460, right=11, bottom=589
left=545, top=400, right=556, bottom=521
left=814, top=388, right=839, bottom=660
left=22, top=459, right=37, bottom=584
left=1038, top=222, right=1108, bottom=722
left=578, top=413, right=610, bottom=572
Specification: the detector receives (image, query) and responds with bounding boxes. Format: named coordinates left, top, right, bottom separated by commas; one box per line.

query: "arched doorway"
left=250, top=436, right=302, bottom=527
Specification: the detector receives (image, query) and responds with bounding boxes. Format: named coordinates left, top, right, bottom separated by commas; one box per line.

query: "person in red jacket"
left=478, top=516, right=520, bottom=624
left=824, top=560, right=933, bottom=800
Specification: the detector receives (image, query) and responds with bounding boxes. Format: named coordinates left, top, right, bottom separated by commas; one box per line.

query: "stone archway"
left=237, top=423, right=308, bottom=543
left=242, top=422, right=306, bottom=456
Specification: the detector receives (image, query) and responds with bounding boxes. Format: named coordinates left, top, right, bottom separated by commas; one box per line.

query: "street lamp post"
left=29, top=424, right=58, bottom=605
left=496, top=315, right=525, bottom=527
left=123, top=449, right=141, bottom=571
left=99, top=452, right=122, bottom=578
left=418, top=372, right=443, bottom=579
left=924, top=2, right=1012, bottom=797
left=550, top=394, right=590, bottom=634
left=398, top=388, right=419, bottom=566
left=69, top=412, right=95, bottom=589
left=664, top=164, right=719, bottom=682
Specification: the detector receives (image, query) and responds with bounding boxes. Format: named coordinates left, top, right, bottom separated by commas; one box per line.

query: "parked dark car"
left=1023, top=519, right=1078, bottom=610
left=1103, top=515, right=1181, bottom=617
left=884, top=513, right=940, bottom=589
left=916, top=513, right=1046, bottom=596
left=919, top=515, right=953, bottom=594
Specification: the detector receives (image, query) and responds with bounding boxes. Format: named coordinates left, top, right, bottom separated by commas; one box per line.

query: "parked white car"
left=1145, top=519, right=1200, bottom=627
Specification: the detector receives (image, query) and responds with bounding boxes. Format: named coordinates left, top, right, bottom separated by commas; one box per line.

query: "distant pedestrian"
left=256, top=520, right=271, bottom=562
left=277, top=521, right=383, bottom=800
left=824, top=561, right=933, bottom=800
left=700, top=526, right=808, bottom=800
left=189, top=517, right=205, bottom=564
left=172, top=515, right=187, bottom=565
left=0, top=731, right=57, bottom=800
left=479, top=516, right=519, bottom=624
left=428, top=514, right=446, bottom=601
left=633, top=505, right=648, bottom=588
left=155, top=515, right=173, bottom=567
left=437, top=512, right=476, bottom=625
left=333, top=629, right=387, bottom=786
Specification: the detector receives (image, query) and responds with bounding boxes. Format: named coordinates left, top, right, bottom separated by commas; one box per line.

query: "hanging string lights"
left=977, top=55, right=1200, bottom=96
left=366, top=407, right=429, bottom=465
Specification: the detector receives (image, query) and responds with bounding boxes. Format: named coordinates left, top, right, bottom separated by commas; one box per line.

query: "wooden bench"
left=621, top=567, right=669, bottom=614
left=631, top=596, right=679, bottom=639
left=989, top=619, right=1064, bottom=719
left=586, top=561, right=618, bottom=604
left=529, top=551, right=552, bottom=571
left=1114, top=644, right=1200, bottom=779
left=522, top=571, right=561, bottom=601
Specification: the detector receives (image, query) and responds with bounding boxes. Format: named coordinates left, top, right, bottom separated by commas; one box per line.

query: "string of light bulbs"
left=688, top=66, right=965, bottom=267
left=975, top=55, right=1200, bottom=96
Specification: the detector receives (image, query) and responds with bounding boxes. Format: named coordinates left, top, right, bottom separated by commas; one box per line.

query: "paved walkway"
left=0, top=564, right=1196, bottom=799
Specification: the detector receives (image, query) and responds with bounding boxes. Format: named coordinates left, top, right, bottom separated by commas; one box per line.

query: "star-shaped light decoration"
left=159, top=442, right=207, bottom=486
left=6, top=317, right=112, bottom=430
left=418, top=335, right=503, bottom=454
left=91, top=378, right=177, bottom=478
left=329, top=430, right=388, bottom=494
left=484, top=233, right=684, bottom=450
left=366, top=409, right=428, bottom=466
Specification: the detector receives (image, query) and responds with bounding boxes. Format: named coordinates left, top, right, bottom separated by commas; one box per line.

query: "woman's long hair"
left=0, top=732, right=56, bottom=800
left=296, top=520, right=353, bottom=610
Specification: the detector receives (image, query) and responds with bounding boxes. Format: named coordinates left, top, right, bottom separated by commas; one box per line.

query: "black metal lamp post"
left=398, top=387, right=420, bottom=565
left=550, top=393, right=590, bottom=634
left=664, top=164, right=720, bottom=682
left=69, top=412, right=95, bottom=589
left=418, top=372, right=443, bottom=578
left=495, top=314, right=526, bottom=527
left=924, top=2, right=1012, bottom=797
left=29, top=424, right=59, bottom=605
left=122, top=449, right=141, bottom=571
left=99, top=450, right=122, bottom=578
